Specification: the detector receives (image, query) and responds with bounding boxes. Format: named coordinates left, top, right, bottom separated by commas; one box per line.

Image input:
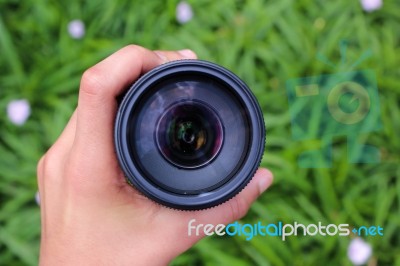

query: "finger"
left=50, top=110, right=77, bottom=155
left=36, top=112, right=78, bottom=215
left=156, top=168, right=273, bottom=253
left=154, top=49, right=197, bottom=62
left=37, top=110, right=77, bottom=189
left=76, top=45, right=161, bottom=146
left=197, top=168, right=273, bottom=224
left=75, top=45, right=197, bottom=151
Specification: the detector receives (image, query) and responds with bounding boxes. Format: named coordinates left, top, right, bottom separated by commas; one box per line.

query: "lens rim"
left=115, top=60, right=265, bottom=210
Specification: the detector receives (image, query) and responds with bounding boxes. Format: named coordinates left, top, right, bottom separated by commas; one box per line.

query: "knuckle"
left=40, top=153, right=53, bottom=176
left=39, top=148, right=60, bottom=177
left=123, top=44, right=145, bottom=54
left=37, top=155, right=45, bottom=174
left=122, top=45, right=146, bottom=64
left=80, top=67, right=104, bottom=96
left=37, top=155, right=45, bottom=185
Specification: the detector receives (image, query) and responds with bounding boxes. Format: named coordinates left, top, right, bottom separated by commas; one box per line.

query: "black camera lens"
left=156, top=100, right=223, bottom=169
left=115, top=60, right=265, bottom=210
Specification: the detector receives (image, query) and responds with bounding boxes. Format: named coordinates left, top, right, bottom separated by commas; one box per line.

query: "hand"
left=37, top=45, right=273, bottom=266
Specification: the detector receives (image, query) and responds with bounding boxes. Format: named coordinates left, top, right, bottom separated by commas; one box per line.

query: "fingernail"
left=178, top=49, right=197, bottom=59
left=258, top=173, right=272, bottom=194
left=154, top=51, right=168, bottom=63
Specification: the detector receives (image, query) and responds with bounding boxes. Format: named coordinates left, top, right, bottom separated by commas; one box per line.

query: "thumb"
left=165, top=168, right=273, bottom=253
left=152, top=168, right=273, bottom=260
left=199, top=168, right=274, bottom=225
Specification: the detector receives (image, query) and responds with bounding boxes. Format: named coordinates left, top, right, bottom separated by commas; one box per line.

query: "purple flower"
left=360, top=0, right=382, bottom=12
left=7, top=99, right=31, bottom=126
left=176, top=1, right=193, bottom=24
left=68, top=19, right=85, bottom=39
left=348, top=238, right=372, bottom=265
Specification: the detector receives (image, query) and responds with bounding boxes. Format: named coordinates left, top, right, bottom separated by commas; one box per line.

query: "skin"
left=37, top=45, right=274, bottom=266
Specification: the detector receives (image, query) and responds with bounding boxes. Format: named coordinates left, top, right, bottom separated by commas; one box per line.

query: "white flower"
left=68, top=19, right=85, bottom=39
left=348, top=238, right=372, bottom=265
left=176, top=1, right=193, bottom=24
left=7, top=99, right=31, bottom=126
left=35, top=191, right=40, bottom=206
left=360, top=0, right=382, bottom=12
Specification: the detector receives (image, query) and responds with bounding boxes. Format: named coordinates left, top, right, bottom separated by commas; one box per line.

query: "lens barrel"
left=114, top=60, right=265, bottom=210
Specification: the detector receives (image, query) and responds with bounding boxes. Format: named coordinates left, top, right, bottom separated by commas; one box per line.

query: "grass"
left=0, top=0, right=399, bottom=265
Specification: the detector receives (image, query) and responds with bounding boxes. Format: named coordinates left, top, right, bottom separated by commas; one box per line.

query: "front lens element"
left=156, top=101, right=223, bottom=169
left=114, top=60, right=265, bottom=210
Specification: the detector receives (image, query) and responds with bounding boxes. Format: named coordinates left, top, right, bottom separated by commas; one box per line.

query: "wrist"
left=39, top=234, right=173, bottom=266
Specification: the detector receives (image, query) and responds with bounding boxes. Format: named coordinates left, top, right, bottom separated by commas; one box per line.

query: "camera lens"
left=156, top=100, right=223, bottom=169
left=115, top=60, right=265, bottom=210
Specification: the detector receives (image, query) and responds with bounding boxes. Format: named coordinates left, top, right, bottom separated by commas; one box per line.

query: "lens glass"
left=156, top=101, right=223, bottom=168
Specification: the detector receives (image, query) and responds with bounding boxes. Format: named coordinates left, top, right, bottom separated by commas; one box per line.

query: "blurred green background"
left=0, top=0, right=399, bottom=265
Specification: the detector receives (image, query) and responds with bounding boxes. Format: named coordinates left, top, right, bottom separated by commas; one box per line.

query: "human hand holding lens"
left=37, top=45, right=273, bottom=265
